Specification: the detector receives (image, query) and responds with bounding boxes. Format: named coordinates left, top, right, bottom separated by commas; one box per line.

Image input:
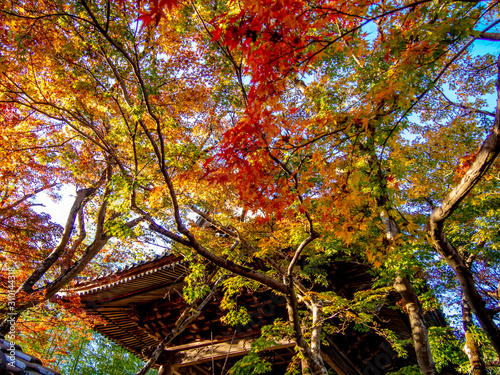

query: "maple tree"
left=0, top=0, right=500, bottom=374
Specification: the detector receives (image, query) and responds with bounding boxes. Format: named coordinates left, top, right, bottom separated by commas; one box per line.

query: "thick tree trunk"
left=380, top=211, right=437, bottom=375
left=462, top=293, right=487, bottom=375
left=0, top=238, right=110, bottom=335
left=393, top=275, right=436, bottom=375
left=18, top=187, right=98, bottom=293
left=0, top=180, right=104, bottom=335
left=0, top=216, right=143, bottom=335
left=0, top=167, right=144, bottom=336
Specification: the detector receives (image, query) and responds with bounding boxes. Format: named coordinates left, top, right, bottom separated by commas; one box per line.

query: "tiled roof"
left=60, top=252, right=187, bottom=299
left=0, top=335, right=61, bottom=375
left=55, top=252, right=192, bottom=359
left=71, top=251, right=178, bottom=286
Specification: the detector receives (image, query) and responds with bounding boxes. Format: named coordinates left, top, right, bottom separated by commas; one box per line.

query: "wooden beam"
left=321, top=336, right=362, bottom=375
left=171, top=339, right=294, bottom=367
left=193, top=364, right=211, bottom=375
left=86, top=282, right=185, bottom=307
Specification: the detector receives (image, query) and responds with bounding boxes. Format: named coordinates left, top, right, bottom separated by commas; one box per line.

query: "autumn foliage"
left=1, top=0, right=500, bottom=373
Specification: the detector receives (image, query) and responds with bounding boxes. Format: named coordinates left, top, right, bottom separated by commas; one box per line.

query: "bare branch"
left=437, top=89, right=496, bottom=118
left=478, top=32, right=500, bottom=41
left=0, top=183, right=57, bottom=216
left=18, top=174, right=104, bottom=293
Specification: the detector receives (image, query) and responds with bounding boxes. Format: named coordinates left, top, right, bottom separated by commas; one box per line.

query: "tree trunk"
left=285, top=279, right=329, bottom=375
left=462, top=292, right=487, bottom=375
left=428, top=227, right=500, bottom=356
left=393, top=275, right=436, bottom=375
left=381, top=211, right=437, bottom=375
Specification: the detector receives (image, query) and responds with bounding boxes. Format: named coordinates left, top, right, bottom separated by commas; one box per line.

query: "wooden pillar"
left=157, top=364, right=173, bottom=375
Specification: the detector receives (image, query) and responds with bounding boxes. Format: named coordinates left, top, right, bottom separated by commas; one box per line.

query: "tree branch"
left=17, top=172, right=105, bottom=293
left=0, top=183, right=57, bottom=217
left=477, top=32, right=500, bottom=41
left=427, top=55, right=500, bottom=356
left=136, top=273, right=227, bottom=375
left=60, top=206, right=87, bottom=274
left=287, top=232, right=320, bottom=277
left=437, top=88, right=496, bottom=118
left=430, top=56, right=500, bottom=225
left=133, top=200, right=289, bottom=294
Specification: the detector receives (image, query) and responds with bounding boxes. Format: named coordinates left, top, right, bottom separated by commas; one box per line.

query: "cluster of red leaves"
left=211, top=0, right=360, bottom=92
left=203, top=1, right=366, bottom=213
left=136, top=0, right=179, bottom=25
left=453, top=152, right=477, bottom=183
left=203, top=113, right=295, bottom=216
left=132, top=0, right=367, bottom=216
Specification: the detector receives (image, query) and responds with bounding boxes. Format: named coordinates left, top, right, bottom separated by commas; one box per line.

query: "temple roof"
left=0, top=334, right=62, bottom=375
left=62, top=252, right=429, bottom=374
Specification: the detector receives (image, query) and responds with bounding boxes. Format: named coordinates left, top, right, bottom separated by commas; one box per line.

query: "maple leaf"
left=453, top=152, right=478, bottom=183
left=136, top=0, right=179, bottom=26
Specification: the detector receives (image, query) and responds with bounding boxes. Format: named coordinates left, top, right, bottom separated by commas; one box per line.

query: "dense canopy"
left=0, top=0, right=499, bottom=373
